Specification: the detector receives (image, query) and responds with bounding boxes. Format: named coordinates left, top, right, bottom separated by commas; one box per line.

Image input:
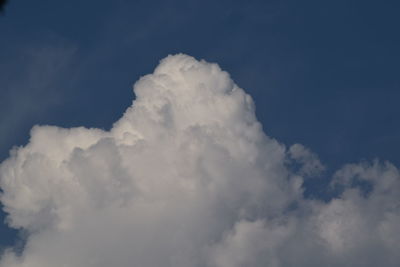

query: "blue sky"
left=0, top=0, right=399, bottom=254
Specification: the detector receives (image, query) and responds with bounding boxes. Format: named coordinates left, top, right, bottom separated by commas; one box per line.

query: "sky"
left=0, top=0, right=399, bottom=266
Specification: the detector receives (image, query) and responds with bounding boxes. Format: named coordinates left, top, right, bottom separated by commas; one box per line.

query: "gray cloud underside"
left=0, top=55, right=399, bottom=267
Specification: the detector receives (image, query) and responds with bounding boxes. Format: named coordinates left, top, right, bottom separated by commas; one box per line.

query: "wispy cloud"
left=0, top=41, right=77, bottom=159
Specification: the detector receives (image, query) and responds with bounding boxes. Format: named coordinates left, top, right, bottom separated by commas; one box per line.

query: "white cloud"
left=0, top=54, right=399, bottom=267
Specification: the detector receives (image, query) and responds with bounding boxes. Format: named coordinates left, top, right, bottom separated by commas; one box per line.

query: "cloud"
left=288, top=143, right=325, bottom=177
left=0, top=54, right=399, bottom=267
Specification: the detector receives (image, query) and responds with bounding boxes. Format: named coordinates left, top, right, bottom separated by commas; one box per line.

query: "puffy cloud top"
left=0, top=54, right=399, bottom=267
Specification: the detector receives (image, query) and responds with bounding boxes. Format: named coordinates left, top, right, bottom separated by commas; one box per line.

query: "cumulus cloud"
left=0, top=54, right=399, bottom=267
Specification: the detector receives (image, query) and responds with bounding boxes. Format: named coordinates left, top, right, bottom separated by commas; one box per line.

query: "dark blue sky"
left=0, top=0, right=399, bottom=248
